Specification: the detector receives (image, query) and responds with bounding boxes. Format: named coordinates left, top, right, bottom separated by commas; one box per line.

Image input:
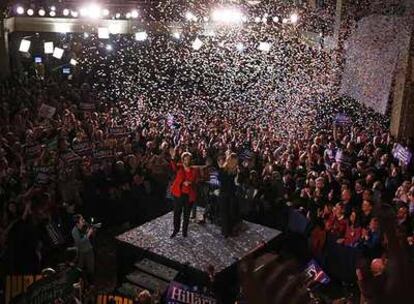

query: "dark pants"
left=173, top=195, right=192, bottom=235
left=220, top=194, right=240, bottom=237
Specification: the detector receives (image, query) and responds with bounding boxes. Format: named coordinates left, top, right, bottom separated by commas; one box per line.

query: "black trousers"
left=220, top=194, right=240, bottom=237
left=173, top=195, right=192, bottom=235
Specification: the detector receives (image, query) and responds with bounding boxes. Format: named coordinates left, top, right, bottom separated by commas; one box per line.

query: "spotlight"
left=211, top=8, right=244, bottom=24
left=84, top=32, right=89, bottom=38
left=290, top=13, right=299, bottom=24
left=19, top=39, right=31, bottom=52
left=63, top=9, right=69, bottom=16
left=131, top=10, right=139, bottom=18
left=258, top=42, right=271, bottom=52
left=135, top=31, right=148, bottom=41
left=102, top=9, right=110, bottom=17
left=172, top=31, right=181, bottom=39
left=262, top=16, right=267, bottom=23
left=254, top=17, right=261, bottom=23
left=71, top=10, right=79, bottom=18
left=105, top=44, right=112, bottom=51
left=126, top=12, right=131, bottom=19
left=192, top=38, right=203, bottom=50
left=52, top=47, right=64, bottom=59
left=115, top=13, right=121, bottom=19
left=27, top=9, right=34, bottom=16
left=273, top=16, right=279, bottom=23
left=185, top=11, right=197, bottom=22
left=49, top=10, right=56, bottom=17
left=98, top=27, right=110, bottom=39
left=50, top=6, right=56, bottom=11
left=44, top=42, right=54, bottom=54
left=80, top=4, right=101, bottom=18
left=236, top=42, right=245, bottom=52
left=16, top=6, right=25, bottom=15
left=38, top=9, right=45, bottom=16
left=203, top=16, right=209, bottom=22
left=70, top=59, right=78, bottom=66
left=282, top=18, right=288, bottom=24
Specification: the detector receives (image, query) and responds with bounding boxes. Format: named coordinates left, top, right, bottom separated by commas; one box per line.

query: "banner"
left=392, top=144, right=412, bottom=166
left=304, top=259, right=330, bottom=285
left=93, top=148, right=114, bottom=159
left=107, top=127, right=129, bottom=137
left=39, top=103, right=56, bottom=119
left=334, top=113, right=351, bottom=126
left=166, top=281, right=216, bottom=304
left=72, top=141, right=93, bottom=156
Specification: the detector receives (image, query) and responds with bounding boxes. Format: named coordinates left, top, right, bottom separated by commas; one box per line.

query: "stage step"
left=117, top=282, right=145, bottom=298
left=134, top=258, right=179, bottom=282
left=126, top=270, right=170, bottom=293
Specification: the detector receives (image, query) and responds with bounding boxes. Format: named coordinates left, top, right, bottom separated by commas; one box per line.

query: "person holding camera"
left=72, top=214, right=95, bottom=284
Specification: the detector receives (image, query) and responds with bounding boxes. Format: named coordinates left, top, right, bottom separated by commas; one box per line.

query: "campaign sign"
left=166, top=281, right=216, bottom=304
left=392, top=144, right=412, bottom=166
left=108, top=127, right=129, bottom=137
left=334, top=113, right=351, bottom=126
left=304, top=259, right=330, bottom=285
left=72, top=141, right=92, bottom=156
left=93, top=148, right=114, bottom=159
left=39, top=103, right=56, bottom=119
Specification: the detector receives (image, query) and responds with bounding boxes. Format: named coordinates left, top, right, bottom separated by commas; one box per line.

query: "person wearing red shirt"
left=170, top=152, right=198, bottom=238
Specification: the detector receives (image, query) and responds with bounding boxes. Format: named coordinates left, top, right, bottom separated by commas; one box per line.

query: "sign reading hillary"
left=304, top=259, right=330, bottom=285
left=166, top=281, right=216, bottom=304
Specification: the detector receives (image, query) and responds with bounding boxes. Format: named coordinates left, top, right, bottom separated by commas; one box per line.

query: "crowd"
left=1, top=0, right=414, bottom=303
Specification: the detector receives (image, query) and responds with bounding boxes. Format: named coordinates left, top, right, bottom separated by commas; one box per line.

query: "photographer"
left=71, top=214, right=95, bottom=284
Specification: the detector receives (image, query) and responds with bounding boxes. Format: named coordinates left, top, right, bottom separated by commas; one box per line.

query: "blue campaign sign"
left=166, top=281, right=216, bottom=304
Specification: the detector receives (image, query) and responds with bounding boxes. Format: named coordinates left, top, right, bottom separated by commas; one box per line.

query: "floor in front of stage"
left=116, top=208, right=281, bottom=274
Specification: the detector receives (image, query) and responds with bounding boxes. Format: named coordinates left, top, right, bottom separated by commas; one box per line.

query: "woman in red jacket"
left=170, top=152, right=198, bottom=238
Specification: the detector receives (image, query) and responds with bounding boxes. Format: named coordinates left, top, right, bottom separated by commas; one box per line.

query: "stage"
left=116, top=208, right=282, bottom=282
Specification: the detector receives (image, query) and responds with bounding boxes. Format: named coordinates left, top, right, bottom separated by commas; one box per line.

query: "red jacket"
left=170, top=162, right=198, bottom=203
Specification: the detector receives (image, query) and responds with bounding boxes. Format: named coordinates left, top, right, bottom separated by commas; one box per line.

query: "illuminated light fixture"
left=135, top=31, right=148, bottom=41
left=131, top=10, right=139, bottom=18
left=52, top=47, right=64, bottom=59
left=273, top=16, right=279, bottom=23
left=70, top=59, right=78, bottom=66
left=63, top=9, right=70, bottom=16
left=185, top=11, right=197, bottom=22
left=16, top=6, right=25, bottom=15
left=236, top=42, right=245, bottom=52
left=38, top=9, right=46, bottom=16
left=27, top=8, right=34, bottom=16
left=55, top=23, right=70, bottom=33
left=84, top=32, right=89, bottom=38
left=44, top=42, right=54, bottom=54
left=80, top=4, right=102, bottom=19
left=126, top=12, right=131, bottom=19
left=254, top=17, right=261, bottom=23
left=203, top=16, right=209, bottom=22
left=192, top=38, right=203, bottom=50
left=102, top=9, right=110, bottom=17
left=258, top=42, right=272, bottom=52
left=211, top=8, right=244, bottom=24
left=71, top=10, right=79, bottom=18
left=172, top=31, right=181, bottom=39
left=105, top=44, right=112, bottom=51
left=19, top=39, right=31, bottom=52
left=262, top=16, right=267, bottom=23
left=290, top=13, right=299, bottom=24
left=49, top=10, right=56, bottom=17
left=115, top=13, right=121, bottom=19
left=108, top=23, right=121, bottom=34
left=282, top=18, right=288, bottom=24
left=98, top=27, right=110, bottom=39
left=50, top=6, right=56, bottom=11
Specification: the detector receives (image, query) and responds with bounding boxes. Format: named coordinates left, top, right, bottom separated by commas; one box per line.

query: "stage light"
left=16, top=6, right=24, bottom=15
left=44, top=42, right=54, bottom=54
left=192, top=38, right=203, bottom=50
left=102, top=9, right=110, bottom=17
left=80, top=7, right=86, bottom=17
left=131, top=10, right=139, bottom=19
left=52, top=47, right=64, bottom=59
left=185, top=11, right=197, bottom=22
left=98, top=27, right=110, bottom=39
left=273, top=16, right=279, bottom=23
left=38, top=9, right=45, bottom=16
left=63, top=9, right=69, bottom=16
left=236, top=42, right=245, bottom=52
left=50, top=6, right=56, bottom=11
left=254, top=17, right=261, bottom=23
left=262, top=16, right=267, bottom=23
left=203, top=16, right=209, bottom=22
left=135, top=31, right=148, bottom=41
left=71, top=10, right=79, bottom=18
left=115, top=13, right=121, bottom=19
left=172, top=31, right=181, bottom=39
left=290, top=13, right=299, bottom=24
left=258, top=42, right=271, bottom=52
left=70, top=59, right=78, bottom=66
left=126, top=12, right=131, bottom=19
left=84, top=32, right=89, bottom=38
left=19, top=39, right=31, bottom=52
left=27, top=9, right=34, bottom=16
left=211, top=8, right=244, bottom=24
left=282, top=18, right=288, bottom=24
left=105, top=44, right=112, bottom=51
left=49, top=10, right=56, bottom=17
